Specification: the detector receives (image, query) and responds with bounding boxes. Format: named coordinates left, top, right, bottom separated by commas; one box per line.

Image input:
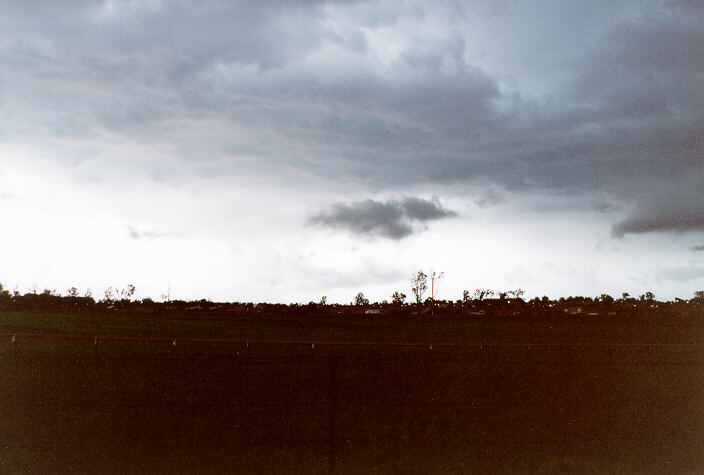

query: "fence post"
left=327, top=355, right=339, bottom=474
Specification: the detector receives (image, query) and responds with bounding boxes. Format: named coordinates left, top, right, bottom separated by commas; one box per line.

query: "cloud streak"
left=613, top=212, right=704, bottom=238
left=127, top=226, right=182, bottom=240
left=309, top=197, right=456, bottom=240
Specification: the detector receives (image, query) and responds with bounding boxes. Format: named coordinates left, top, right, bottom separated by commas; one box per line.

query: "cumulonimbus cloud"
left=309, top=197, right=456, bottom=240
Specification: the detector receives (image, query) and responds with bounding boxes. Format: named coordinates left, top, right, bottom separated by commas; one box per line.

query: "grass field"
left=1, top=310, right=703, bottom=473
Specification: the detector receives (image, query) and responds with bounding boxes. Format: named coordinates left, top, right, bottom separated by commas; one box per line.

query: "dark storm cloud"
left=3, top=1, right=704, bottom=237
left=611, top=185, right=704, bottom=237
left=556, top=8, right=704, bottom=235
left=309, top=197, right=456, bottom=240
left=613, top=211, right=704, bottom=238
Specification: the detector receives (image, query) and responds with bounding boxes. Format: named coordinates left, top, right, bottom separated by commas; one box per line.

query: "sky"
left=1, top=0, right=703, bottom=303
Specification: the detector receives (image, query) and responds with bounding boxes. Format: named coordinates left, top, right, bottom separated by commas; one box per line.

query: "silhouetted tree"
left=103, top=287, right=116, bottom=303
left=391, top=291, right=406, bottom=305
left=354, top=292, right=369, bottom=306
left=473, top=288, right=494, bottom=300
left=507, top=289, right=525, bottom=300
left=0, top=284, right=9, bottom=305
left=118, top=284, right=136, bottom=302
left=410, top=270, right=427, bottom=305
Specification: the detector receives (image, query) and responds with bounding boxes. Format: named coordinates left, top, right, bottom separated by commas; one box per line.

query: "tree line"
left=1, top=277, right=703, bottom=319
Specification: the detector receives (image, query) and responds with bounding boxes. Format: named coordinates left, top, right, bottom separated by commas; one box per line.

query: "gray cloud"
left=690, top=245, right=704, bottom=252
left=612, top=213, right=699, bottom=245
left=612, top=187, right=704, bottom=237
left=2, top=1, right=704, bottom=237
left=309, top=197, right=456, bottom=240
left=613, top=211, right=704, bottom=238
left=475, top=188, right=504, bottom=208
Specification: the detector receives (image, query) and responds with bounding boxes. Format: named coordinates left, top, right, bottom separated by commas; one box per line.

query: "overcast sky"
left=1, top=0, right=703, bottom=303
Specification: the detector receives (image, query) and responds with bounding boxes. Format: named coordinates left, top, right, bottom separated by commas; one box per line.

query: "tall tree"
left=410, top=270, right=427, bottom=305
left=430, top=270, right=444, bottom=302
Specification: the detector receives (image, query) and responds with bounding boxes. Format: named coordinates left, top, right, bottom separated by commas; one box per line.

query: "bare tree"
left=161, top=281, right=171, bottom=302
left=410, top=270, right=428, bottom=305
left=119, top=284, right=136, bottom=302
left=427, top=270, right=444, bottom=316
left=430, top=270, right=444, bottom=302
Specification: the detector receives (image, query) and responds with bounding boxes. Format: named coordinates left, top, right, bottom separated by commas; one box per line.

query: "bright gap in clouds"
left=2, top=150, right=703, bottom=303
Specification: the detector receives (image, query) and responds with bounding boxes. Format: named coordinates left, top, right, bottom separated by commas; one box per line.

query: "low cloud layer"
left=309, top=197, right=456, bottom=240
left=613, top=212, right=704, bottom=238
left=612, top=192, right=704, bottom=237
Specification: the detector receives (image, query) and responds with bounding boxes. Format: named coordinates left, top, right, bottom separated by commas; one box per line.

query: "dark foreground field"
left=1, top=310, right=703, bottom=473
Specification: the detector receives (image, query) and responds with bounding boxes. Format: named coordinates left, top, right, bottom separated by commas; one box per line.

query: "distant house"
left=364, top=309, right=381, bottom=315
left=564, top=306, right=583, bottom=315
